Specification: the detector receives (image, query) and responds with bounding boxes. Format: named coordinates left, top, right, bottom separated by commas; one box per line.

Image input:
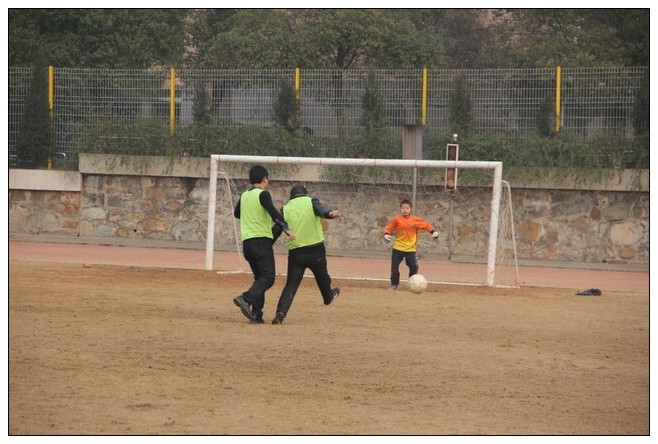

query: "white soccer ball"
left=407, top=274, right=428, bottom=294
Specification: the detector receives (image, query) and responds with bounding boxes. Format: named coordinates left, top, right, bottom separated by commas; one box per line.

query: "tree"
left=17, top=56, right=54, bottom=169
left=192, top=80, right=213, bottom=126
left=408, top=9, right=513, bottom=69
left=632, top=70, right=649, bottom=135
left=360, top=71, right=387, bottom=129
left=448, top=74, right=474, bottom=137
left=195, top=9, right=444, bottom=69
left=8, top=9, right=188, bottom=68
left=295, top=9, right=444, bottom=69
left=494, top=9, right=649, bottom=68
left=9, top=9, right=648, bottom=70
left=185, top=9, right=239, bottom=67
left=579, top=9, right=649, bottom=66
left=194, top=10, right=298, bottom=69
left=536, top=94, right=555, bottom=137
left=409, top=9, right=649, bottom=69
left=273, top=79, right=300, bottom=134
left=357, top=71, right=391, bottom=158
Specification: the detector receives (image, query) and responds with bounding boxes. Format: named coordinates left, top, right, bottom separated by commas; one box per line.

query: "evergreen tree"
left=16, top=56, right=54, bottom=169
left=192, top=80, right=213, bottom=126
left=448, top=74, right=474, bottom=137
left=360, top=71, right=387, bottom=129
left=273, top=79, right=300, bottom=134
left=537, top=93, right=555, bottom=137
left=632, top=70, right=649, bottom=135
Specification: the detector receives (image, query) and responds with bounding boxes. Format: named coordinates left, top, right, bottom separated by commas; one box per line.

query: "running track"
left=9, top=239, right=648, bottom=293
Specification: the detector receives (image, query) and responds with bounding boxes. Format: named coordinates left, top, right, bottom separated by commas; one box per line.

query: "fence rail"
left=8, top=66, right=648, bottom=170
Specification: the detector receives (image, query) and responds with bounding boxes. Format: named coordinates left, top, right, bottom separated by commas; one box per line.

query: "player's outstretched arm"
left=418, top=217, right=439, bottom=239
left=312, top=197, right=339, bottom=219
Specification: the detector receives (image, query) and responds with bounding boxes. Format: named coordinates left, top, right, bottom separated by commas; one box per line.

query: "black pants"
left=242, top=237, right=276, bottom=320
left=276, top=243, right=333, bottom=316
left=390, top=248, right=418, bottom=286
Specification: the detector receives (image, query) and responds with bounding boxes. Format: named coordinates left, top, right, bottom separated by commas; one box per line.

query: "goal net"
left=206, top=155, right=520, bottom=288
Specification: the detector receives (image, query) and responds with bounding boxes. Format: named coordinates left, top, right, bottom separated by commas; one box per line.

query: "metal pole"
left=448, top=190, right=454, bottom=261
left=412, top=167, right=417, bottom=210
left=485, top=163, right=503, bottom=286
left=205, top=155, right=218, bottom=270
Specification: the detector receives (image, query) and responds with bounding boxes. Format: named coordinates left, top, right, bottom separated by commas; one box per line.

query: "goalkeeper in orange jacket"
left=383, top=199, right=439, bottom=290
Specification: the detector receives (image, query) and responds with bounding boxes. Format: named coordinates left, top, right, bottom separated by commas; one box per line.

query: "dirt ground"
left=8, top=260, right=649, bottom=436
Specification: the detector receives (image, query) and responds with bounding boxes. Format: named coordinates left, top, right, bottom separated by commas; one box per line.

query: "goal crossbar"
left=206, top=154, right=503, bottom=286
left=212, top=154, right=501, bottom=170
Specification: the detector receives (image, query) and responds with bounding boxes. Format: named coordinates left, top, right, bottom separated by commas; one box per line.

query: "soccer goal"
left=205, top=154, right=520, bottom=288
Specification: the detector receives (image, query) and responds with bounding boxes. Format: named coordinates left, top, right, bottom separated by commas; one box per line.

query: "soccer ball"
left=407, top=274, right=428, bottom=294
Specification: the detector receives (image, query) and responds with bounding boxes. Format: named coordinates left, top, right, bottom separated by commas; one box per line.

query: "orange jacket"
left=384, top=215, right=435, bottom=252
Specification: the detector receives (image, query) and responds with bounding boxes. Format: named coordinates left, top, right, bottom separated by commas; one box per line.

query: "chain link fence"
left=8, top=66, right=648, bottom=170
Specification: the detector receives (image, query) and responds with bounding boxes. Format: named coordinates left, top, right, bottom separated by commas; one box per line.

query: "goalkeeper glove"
left=383, top=234, right=392, bottom=244
left=432, top=231, right=439, bottom=239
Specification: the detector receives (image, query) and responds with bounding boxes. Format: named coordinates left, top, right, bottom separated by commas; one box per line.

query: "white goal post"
left=206, top=154, right=508, bottom=287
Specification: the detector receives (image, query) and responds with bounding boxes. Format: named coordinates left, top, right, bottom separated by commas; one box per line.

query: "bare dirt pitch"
left=9, top=261, right=648, bottom=435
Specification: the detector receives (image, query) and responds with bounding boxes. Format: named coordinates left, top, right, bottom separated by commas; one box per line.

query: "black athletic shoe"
left=233, top=295, right=253, bottom=320
left=325, top=287, right=340, bottom=305
left=272, top=312, right=286, bottom=325
left=250, top=317, right=265, bottom=324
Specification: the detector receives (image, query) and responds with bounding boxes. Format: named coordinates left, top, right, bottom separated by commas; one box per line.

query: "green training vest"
left=284, top=196, right=324, bottom=250
left=240, top=188, right=273, bottom=241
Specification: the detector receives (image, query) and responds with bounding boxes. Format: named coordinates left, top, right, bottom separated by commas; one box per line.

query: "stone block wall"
left=9, top=172, right=649, bottom=264
left=9, top=190, right=81, bottom=235
left=512, top=189, right=648, bottom=262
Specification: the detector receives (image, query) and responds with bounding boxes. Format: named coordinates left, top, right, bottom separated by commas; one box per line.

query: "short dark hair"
left=249, top=165, right=269, bottom=184
left=400, top=199, right=412, bottom=207
left=290, top=184, right=308, bottom=198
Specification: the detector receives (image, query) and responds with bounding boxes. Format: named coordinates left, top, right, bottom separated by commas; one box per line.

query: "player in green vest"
left=271, top=184, right=341, bottom=325
left=232, top=165, right=295, bottom=324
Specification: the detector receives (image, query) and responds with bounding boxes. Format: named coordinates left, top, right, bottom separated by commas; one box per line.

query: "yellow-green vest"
left=284, top=196, right=324, bottom=249
left=240, top=188, right=273, bottom=241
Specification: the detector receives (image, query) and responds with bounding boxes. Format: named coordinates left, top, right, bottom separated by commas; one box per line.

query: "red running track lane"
left=9, top=241, right=648, bottom=294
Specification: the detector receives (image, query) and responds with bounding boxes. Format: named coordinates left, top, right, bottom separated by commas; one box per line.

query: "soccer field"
left=8, top=260, right=648, bottom=435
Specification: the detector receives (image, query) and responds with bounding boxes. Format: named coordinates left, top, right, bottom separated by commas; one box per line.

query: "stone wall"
left=9, top=189, right=81, bottom=235
left=9, top=166, right=649, bottom=265
left=512, top=188, right=648, bottom=263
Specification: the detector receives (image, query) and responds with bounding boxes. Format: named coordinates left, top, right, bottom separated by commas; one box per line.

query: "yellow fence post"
left=421, top=67, right=428, bottom=126
left=48, top=65, right=55, bottom=170
left=170, top=67, right=176, bottom=137
left=555, top=65, right=562, bottom=133
left=294, top=68, right=301, bottom=124
left=294, top=68, right=301, bottom=101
